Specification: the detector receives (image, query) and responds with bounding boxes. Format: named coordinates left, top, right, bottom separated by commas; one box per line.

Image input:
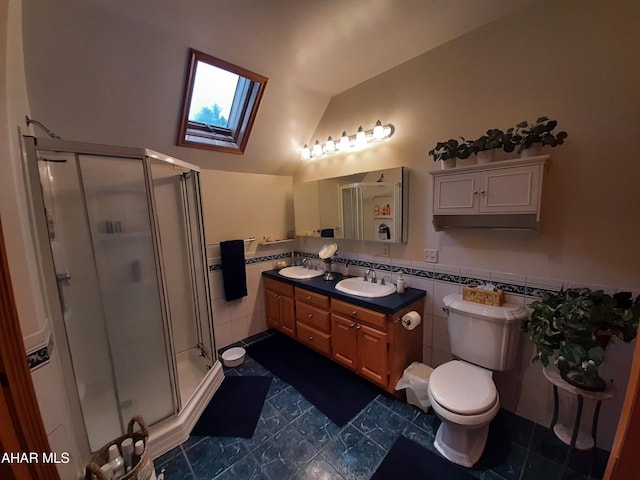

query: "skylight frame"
left=177, top=49, right=268, bottom=154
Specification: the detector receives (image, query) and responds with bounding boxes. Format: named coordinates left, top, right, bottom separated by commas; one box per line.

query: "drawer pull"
left=307, top=295, right=312, bottom=300
left=308, top=336, right=313, bottom=341
left=307, top=314, right=313, bottom=318
left=351, top=310, right=358, bottom=315
left=349, top=323, right=356, bottom=328
left=355, top=325, right=361, bottom=330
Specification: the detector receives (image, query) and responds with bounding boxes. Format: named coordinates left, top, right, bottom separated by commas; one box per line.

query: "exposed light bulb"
left=355, top=126, right=366, bottom=148
left=340, top=131, right=350, bottom=151
left=312, top=140, right=323, bottom=157
left=325, top=136, right=335, bottom=153
left=373, top=120, right=384, bottom=140
left=301, top=144, right=311, bottom=160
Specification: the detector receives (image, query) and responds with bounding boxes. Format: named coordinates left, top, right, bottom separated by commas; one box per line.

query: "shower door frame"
left=21, top=136, right=210, bottom=454
left=178, top=170, right=216, bottom=369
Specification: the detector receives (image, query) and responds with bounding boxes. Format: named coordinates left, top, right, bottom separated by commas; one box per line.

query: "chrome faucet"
left=365, top=269, right=377, bottom=284
left=301, top=257, right=312, bottom=269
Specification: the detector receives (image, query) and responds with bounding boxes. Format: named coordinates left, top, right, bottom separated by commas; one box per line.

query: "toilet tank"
left=443, top=293, right=527, bottom=371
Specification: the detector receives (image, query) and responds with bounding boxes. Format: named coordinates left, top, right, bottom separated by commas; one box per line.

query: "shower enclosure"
left=23, top=137, right=217, bottom=452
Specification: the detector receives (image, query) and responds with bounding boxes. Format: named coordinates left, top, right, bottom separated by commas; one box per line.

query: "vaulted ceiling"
left=95, top=0, right=534, bottom=97
left=22, top=0, right=535, bottom=174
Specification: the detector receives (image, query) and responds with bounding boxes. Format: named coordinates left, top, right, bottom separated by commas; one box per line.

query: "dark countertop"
left=262, top=269, right=426, bottom=315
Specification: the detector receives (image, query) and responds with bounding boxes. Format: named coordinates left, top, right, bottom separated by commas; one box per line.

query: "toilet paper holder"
left=393, top=316, right=417, bottom=326
left=394, top=311, right=422, bottom=329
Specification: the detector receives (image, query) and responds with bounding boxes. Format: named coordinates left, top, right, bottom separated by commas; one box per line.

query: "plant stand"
left=543, top=366, right=615, bottom=479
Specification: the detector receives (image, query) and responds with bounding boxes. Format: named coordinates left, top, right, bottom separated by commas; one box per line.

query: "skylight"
left=177, top=49, right=268, bottom=154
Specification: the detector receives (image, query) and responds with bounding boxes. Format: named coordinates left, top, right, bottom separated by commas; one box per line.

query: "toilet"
left=427, top=293, right=527, bottom=468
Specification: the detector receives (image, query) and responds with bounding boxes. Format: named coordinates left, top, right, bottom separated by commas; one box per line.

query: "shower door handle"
left=56, top=270, right=71, bottom=286
left=55, top=270, right=71, bottom=313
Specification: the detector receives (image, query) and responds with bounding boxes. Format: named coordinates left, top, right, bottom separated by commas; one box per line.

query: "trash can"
left=395, top=362, right=434, bottom=412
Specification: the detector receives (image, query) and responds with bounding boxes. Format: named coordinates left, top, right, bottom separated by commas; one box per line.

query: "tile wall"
left=209, top=245, right=637, bottom=451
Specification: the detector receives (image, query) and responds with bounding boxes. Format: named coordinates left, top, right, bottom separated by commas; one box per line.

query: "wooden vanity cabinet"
left=332, top=312, right=389, bottom=388
left=295, top=287, right=331, bottom=356
left=331, top=298, right=424, bottom=392
left=264, top=277, right=296, bottom=337
left=263, top=275, right=424, bottom=395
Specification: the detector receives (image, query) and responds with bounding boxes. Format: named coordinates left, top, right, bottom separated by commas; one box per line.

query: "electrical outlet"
left=424, top=248, right=438, bottom=263
left=382, top=244, right=390, bottom=257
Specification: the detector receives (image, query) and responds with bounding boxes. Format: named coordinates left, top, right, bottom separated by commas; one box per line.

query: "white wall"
left=295, top=1, right=640, bottom=287
left=294, top=1, right=640, bottom=450
left=200, top=169, right=294, bottom=348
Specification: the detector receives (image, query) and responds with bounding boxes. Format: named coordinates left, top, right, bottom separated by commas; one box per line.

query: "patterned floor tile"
left=159, top=334, right=610, bottom=480
left=320, top=425, right=386, bottom=480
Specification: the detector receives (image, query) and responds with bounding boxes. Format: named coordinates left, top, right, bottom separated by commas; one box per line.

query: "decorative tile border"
left=27, top=338, right=53, bottom=371
left=208, top=252, right=552, bottom=298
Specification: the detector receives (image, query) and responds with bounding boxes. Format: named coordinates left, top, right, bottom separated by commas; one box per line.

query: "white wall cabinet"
left=430, top=156, right=549, bottom=230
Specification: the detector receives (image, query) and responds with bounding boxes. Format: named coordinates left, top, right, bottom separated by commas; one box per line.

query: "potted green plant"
left=428, top=138, right=473, bottom=169
left=502, top=116, right=568, bottom=156
left=522, top=288, right=640, bottom=391
left=470, top=129, right=503, bottom=163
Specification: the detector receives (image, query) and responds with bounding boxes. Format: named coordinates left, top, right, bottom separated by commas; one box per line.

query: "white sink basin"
left=335, top=277, right=396, bottom=298
left=278, top=266, right=324, bottom=279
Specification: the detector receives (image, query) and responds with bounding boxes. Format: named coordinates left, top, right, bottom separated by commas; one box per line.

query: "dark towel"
left=320, top=228, right=334, bottom=237
left=220, top=240, right=248, bottom=301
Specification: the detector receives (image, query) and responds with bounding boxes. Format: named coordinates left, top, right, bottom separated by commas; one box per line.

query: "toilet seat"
left=429, top=360, right=497, bottom=415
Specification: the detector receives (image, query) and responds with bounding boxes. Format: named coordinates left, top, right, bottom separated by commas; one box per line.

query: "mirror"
left=293, top=167, right=408, bottom=243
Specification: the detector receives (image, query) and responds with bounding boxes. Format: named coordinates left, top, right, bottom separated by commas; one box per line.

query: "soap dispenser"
left=397, top=274, right=406, bottom=294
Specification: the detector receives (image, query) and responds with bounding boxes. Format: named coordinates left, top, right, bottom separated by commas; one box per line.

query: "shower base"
left=147, top=360, right=224, bottom=458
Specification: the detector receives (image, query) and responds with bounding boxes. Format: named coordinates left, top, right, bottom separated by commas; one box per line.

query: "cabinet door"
left=265, top=288, right=295, bottom=336
left=331, top=314, right=358, bottom=370
left=479, top=165, right=541, bottom=213
left=265, top=288, right=281, bottom=330
left=433, top=172, right=478, bottom=214
left=358, top=324, right=388, bottom=388
left=279, top=294, right=296, bottom=337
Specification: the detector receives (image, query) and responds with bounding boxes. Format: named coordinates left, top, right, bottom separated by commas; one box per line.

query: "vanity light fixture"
left=301, top=120, right=395, bottom=160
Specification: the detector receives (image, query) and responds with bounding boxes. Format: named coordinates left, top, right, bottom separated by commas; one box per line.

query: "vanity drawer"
left=264, top=277, right=294, bottom=297
left=296, top=301, right=330, bottom=332
left=297, top=322, right=331, bottom=356
left=295, top=287, right=330, bottom=310
left=331, top=299, right=387, bottom=330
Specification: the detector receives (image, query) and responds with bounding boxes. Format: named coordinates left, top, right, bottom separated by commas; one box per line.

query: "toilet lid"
left=429, top=361, right=497, bottom=415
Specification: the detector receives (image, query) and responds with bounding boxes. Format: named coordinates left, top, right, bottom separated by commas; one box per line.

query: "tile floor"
left=154, top=332, right=608, bottom=480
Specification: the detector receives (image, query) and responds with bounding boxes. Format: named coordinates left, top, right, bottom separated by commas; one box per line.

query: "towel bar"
left=207, top=236, right=256, bottom=247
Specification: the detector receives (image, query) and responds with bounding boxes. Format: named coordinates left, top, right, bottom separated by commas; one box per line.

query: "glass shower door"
left=180, top=171, right=215, bottom=366
left=36, top=149, right=175, bottom=451
left=150, top=162, right=215, bottom=405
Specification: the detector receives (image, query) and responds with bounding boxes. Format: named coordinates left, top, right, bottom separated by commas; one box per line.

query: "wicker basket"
left=85, top=416, right=155, bottom=480
left=462, top=285, right=504, bottom=306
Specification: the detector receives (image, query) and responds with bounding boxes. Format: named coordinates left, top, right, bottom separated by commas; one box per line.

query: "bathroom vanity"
left=263, top=270, right=425, bottom=394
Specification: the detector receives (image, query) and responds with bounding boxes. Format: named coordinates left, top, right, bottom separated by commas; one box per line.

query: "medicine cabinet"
left=293, top=167, right=408, bottom=243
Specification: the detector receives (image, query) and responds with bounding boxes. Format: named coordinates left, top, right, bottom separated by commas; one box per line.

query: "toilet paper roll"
left=401, top=311, right=422, bottom=330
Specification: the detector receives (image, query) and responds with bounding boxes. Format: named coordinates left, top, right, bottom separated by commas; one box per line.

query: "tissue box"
left=463, top=286, right=504, bottom=306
